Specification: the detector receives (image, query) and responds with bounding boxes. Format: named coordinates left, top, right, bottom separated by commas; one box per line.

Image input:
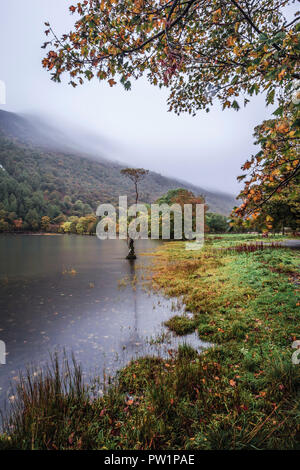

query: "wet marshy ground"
left=0, top=235, right=209, bottom=409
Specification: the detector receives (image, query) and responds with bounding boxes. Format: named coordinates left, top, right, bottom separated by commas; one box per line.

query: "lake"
left=0, top=234, right=209, bottom=409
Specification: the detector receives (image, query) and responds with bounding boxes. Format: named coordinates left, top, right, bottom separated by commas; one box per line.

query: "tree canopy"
left=121, top=167, right=149, bottom=203
left=43, top=1, right=299, bottom=111
left=42, top=1, right=300, bottom=221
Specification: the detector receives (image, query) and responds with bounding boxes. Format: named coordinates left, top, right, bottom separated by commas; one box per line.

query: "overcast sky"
left=0, top=0, right=289, bottom=195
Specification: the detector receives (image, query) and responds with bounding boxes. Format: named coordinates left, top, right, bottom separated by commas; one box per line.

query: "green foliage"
left=155, top=188, right=189, bottom=205
left=43, top=1, right=299, bottom=115
left=231, top=175, right=300, bottom=234
left=154, top=188, right=207, bottom=239
left=164, top=315, right=197, bottom=335
left=206, top=212, right=230, bottom=233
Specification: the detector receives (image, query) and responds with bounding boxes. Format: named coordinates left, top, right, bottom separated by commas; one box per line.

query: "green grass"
left=0, top=235, right=299, bottom=450
left=164, top=315, right=197, bottom=335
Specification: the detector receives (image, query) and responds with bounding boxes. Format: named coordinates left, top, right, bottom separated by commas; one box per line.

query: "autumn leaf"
left=227, top=36, right=236, bottom=47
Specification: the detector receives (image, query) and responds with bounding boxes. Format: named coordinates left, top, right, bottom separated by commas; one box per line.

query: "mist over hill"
left=0, top=110, right=236, bottom=232
left=0, top=110, right=115, bottom=159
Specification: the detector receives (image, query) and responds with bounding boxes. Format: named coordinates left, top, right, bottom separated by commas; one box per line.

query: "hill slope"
left=0, top=110, right=235, bottom=231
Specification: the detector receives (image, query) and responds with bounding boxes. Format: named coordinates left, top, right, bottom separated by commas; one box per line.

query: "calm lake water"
left=0, top=234, right=209, bottom=409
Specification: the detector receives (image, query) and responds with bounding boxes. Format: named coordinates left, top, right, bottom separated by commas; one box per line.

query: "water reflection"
left=0, top=235, right=210, bottom=408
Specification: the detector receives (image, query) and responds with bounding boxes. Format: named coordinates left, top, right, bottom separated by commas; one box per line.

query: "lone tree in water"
left=121, top=168, right=149, bottom=205
left=120, top=168, right=149, bottom=259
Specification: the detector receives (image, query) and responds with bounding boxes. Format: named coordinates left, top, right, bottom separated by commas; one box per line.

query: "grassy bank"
left=1, top=235, right=299, bottom=450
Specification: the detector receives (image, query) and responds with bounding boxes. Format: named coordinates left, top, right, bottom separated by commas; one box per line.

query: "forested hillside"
left=0, top=110, right=235, bottom=231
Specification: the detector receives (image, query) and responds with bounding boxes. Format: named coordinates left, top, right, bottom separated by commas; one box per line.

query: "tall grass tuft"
left=2, top=352, right=87, bottom=449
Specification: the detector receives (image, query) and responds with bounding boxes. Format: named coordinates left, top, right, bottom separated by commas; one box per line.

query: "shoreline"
left=1, top=231, right=299, bottom=240
left=0, top=231, right=93, bottom=237
left=0, top=234, right=299, bottom=450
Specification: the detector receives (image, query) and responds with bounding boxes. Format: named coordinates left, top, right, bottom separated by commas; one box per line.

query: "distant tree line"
left=0, top=165, right=231, bottom=236
left=0, top=142, right=297, bottom=236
